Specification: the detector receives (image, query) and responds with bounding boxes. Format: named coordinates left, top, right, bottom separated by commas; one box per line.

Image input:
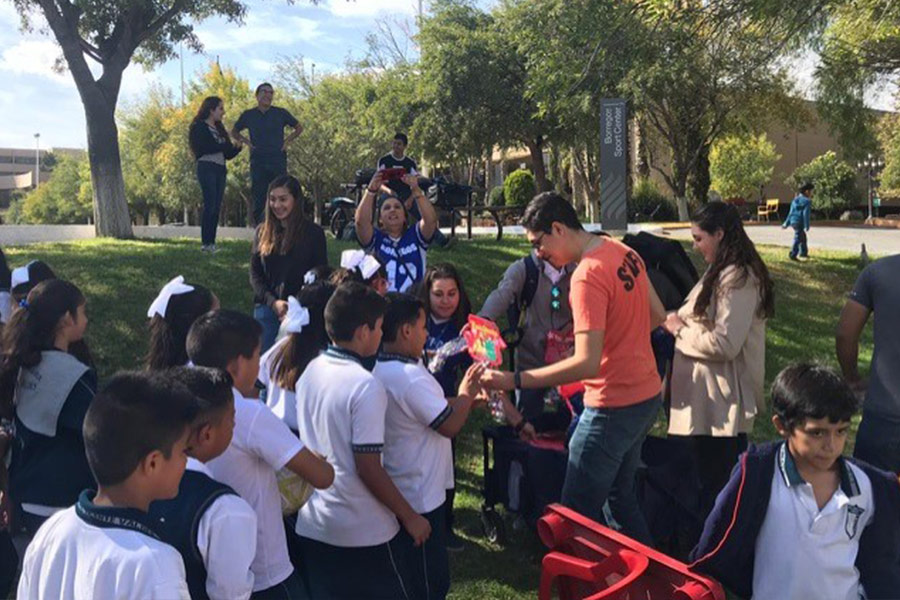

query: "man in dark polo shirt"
left=232, top=82, right=303, bottom=225
left=376, top=132, right=419, bottom=203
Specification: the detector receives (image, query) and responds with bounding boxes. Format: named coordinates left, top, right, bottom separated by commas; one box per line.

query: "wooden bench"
left=757, top=199, right=780, bottom=221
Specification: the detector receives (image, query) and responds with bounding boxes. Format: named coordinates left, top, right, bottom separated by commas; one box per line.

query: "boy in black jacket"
left=691, top=363, right=900, bottom=599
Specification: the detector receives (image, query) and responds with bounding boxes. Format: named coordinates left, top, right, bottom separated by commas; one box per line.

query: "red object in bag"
left=538, top=504, right=725, bottom=600
left=544, top=328, right=575, bottom=365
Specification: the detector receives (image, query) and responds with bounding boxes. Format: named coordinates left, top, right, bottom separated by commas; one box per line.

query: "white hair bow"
left=340, top=249, right=381, bottom=280
left=303, top=269, right=317, bottom=286
left=284, top=296, right=310, bottom=334
left=147, top=275, right=195, bottom=319
left=10, top=261, right=35, bottom=289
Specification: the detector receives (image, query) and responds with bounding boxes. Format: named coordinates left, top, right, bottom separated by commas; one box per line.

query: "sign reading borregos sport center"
left=600, top=98, right=628, bottom=231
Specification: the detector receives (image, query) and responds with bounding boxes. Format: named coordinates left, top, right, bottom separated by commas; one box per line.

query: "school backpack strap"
left=503, top=254, right=540, bottom=348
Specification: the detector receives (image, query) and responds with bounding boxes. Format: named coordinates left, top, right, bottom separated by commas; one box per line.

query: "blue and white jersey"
left=364, top=223, right=431, bottom=293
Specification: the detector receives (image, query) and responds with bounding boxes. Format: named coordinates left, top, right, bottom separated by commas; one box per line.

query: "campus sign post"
left=600, top=98, right=628, bottom=231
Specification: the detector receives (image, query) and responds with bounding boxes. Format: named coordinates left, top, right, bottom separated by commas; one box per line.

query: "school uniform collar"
left=75, top=490, right=160, bottom=539
left=777, top=441, right=860, bottom=497
left=377, top=351, right=419, bottom=365
left=325, top=345, right=376, bottom=371
left=186, top=457, right=212, bottom=477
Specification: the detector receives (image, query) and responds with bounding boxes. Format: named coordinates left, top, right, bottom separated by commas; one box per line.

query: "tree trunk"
left=689, top=143, right=711, bottom=205
left=82, top=87, right=133, bottom=238
left=525, top=137, right=549, bottom=192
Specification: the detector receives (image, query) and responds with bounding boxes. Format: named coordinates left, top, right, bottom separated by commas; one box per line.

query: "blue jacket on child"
left=782, top=194, right=811, bottom=231
left=689, top=441, right=900, bottom=599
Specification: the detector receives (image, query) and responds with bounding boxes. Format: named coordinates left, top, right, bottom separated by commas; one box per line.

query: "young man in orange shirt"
left=482, top=192, right=666, bottom=545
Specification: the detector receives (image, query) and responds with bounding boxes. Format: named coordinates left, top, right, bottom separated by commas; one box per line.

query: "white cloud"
left=196, top=13, right=321, bottom=51
left=248, top=58, right=274, bottom=74
left=0, top=39, right=72, bottom=85
left=327, top=0, right=418, bottom=18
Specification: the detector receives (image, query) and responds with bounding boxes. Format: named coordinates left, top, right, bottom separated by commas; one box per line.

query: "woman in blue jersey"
left=355, top=170, right=438, bottom=293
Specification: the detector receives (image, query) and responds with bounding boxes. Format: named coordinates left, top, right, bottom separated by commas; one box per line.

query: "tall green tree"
left=710, top=133, right=781, bottom=201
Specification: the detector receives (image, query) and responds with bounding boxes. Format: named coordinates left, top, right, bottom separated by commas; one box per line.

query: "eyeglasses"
left=550, top=284, right=561, bottom=311
left=531, top=232, right=547, bottom=250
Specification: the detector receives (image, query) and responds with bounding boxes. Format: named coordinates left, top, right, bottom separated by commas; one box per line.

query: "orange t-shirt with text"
left=570, top=238, right=661, bottom=408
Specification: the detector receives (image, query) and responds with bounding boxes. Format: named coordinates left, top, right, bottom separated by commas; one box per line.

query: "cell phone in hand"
left=381, top=167, right=406, bottom=181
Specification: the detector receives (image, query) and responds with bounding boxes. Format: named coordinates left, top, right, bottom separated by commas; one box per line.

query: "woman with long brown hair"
left=250, top=174, right=327, bottom=352
left=188, top=96, right=242, bottom=253
left=662, top=201, right=775, bottom=518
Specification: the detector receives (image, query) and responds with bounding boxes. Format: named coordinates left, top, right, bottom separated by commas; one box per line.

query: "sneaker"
left=446, top=531, right=465, bottom=552
left=201, top=244, right=220, bottom=254
left=789, top=254, right=799, bottom=261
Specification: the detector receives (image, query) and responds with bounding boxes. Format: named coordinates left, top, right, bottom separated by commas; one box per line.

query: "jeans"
left=197, top=161, right=226, bottom=246
left=854, top=411, right=900, bottom=474
left=254, top=303, right=280, bottom=354
left=561, top=395, right=661, bottom=546
left=251, top=158, right=287, bottom=226
left=790, top=226, right=808, bottom=258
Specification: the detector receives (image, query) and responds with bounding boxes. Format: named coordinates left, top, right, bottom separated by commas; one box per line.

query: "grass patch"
left=2, top=235, right=872, bottom=598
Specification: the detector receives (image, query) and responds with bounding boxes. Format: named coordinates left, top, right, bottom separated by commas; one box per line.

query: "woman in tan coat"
left=662, top=201, right=774, bottom=516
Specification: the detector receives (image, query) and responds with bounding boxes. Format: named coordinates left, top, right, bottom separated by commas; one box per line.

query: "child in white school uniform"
left=259, top=281, right=335, bottom=434
left=17, top=371, right=197, bottom=600
left=145, top=275, right=219, bottom=370
left=149, top=366, right=258, bottom=600
left=294, top=282, right=431, bottom=600
left=0, top=279, right=96, bottom=536
left=186, top=309, right=334, bottom=599
left=374, top=292, right=484, bottom=600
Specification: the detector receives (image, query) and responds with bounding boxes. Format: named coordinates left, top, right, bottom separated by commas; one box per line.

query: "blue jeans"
left=790, top=226, right=808, bottom=258
left=197, top=161, right=226, bottom=246
left=854, top=411, right=900, bottom=474
left=561, top=395, right=661, bottom=546
left=250, top=158, right=287, bottom=226
left=254, top=303, right=280, bottom=354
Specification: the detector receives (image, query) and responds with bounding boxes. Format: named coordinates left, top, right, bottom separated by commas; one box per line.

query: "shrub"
left=631, top=178, right=677, bottom=222
left=487, top=185, right=505, bottom=206
left=503, top=169, right=536, bottom=207
left=785, top=151, right=861, bottom=219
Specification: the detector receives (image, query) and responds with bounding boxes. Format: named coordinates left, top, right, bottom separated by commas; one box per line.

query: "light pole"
left=857, top=153, right=885, bottom=220
left=34, top=133, right=40, bottom=188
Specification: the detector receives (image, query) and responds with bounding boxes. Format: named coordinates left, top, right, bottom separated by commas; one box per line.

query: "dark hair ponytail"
left=692, top=201, right=774, bottom=319
left=271, top=281, right=334, bottom=389
left=0, top=279, right=86, bottom=417
left=145, top=285, right=216, bottom=371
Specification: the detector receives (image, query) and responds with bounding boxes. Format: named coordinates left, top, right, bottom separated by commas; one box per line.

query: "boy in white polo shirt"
left=374, top=292, right=484, bottom=600
left=691, top=363, right=900, bottom=599
left=295, top=282, right=431, bottom=600
left=17, top=371, right=197, bottom=600
left=187, top=309, right=334, bottom=599
left=149, top=366, right=258, bottom=600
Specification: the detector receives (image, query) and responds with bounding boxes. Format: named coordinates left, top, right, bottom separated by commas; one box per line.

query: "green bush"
left=503, top=170, right=536, bottom=207
left=785, top=151, right=861, bottom=219
left=630, top=178, right=677, bottom=222
left=487, top=185, right=505, bottom=206
left=710, top=133, right=780, bottom=200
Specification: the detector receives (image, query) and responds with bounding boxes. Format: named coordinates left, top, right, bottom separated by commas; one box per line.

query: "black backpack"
left=623, top=232, right=699, bottom=310
left=502, top=254, right=540, bottom=351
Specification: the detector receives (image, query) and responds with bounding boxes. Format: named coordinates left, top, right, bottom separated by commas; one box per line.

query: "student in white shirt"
left=259, top=282, right=335, bottom=433
left=187, top=309, right=334, bottom=599
left=18, top=371, right=198, bottom=600
left=294, top=282, right=431, bottom=600
left=375, top=293, right=484, bottom=599
left=149, top=366, right=258, bottom=600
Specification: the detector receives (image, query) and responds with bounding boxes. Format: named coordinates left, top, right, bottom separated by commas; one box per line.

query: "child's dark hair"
left=521, top=192, right=583, bottom=233
left=0, top=279, right=86, bottom=418
left=83, top=371, right=198, bottom=486
left=771, top=363, right=858, bottom=432
left=418, top=263, right=472, bottom=331
left=186, top=309, right=262, bottom=370
left=799, top=182, right=814, bottom=194
left=165, top=366, right=234, bottom=418
left=146, top=284, right=216, bottom=371
left=325, top=282, right=387, bottom=343
left=394, top=132, right=408, bottom=145
left=271, top=281, right=335, bottom=389
left=10, top=260, right=56, bottom=303
left=382, top=292, right=425, bottom=343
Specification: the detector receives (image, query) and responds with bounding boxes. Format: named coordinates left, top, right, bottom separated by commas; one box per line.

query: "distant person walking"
left=232, top=83, right=303, bottom=226
left=189, top=96, right=242, bottom=253
left=782, top=182, right=813, bottom=261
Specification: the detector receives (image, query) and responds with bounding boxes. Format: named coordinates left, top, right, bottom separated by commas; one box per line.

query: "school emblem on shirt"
left=845, top=504, right=865, bottom=539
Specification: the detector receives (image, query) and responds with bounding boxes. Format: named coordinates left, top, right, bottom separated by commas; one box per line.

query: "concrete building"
left=0, top=146, right=86, bottom=205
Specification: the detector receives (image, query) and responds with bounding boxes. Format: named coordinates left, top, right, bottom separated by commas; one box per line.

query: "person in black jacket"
left=250, top=174, right=327, bottom=352
left=691, top=363, right=900, bottom=599
left=189, top=96, right=242, bottom=253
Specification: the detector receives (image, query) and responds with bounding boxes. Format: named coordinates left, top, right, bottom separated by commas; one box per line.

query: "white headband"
left=284, top=296, right=310, bottom=334
left=340, top=249, right=381, bottom=280
left=10, top=261, right=35, bottom=289
left=147, top=275, right=195, bottom=319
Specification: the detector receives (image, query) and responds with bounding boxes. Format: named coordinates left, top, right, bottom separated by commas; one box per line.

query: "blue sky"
left=0, top=0, right=894, bottom=151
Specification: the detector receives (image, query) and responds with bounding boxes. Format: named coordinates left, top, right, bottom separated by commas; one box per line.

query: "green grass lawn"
left=3, top=235, right=873, bottom=599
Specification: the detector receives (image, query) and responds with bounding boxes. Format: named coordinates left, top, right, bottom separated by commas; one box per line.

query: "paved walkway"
left=665, top=224, right=900, bottom=256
